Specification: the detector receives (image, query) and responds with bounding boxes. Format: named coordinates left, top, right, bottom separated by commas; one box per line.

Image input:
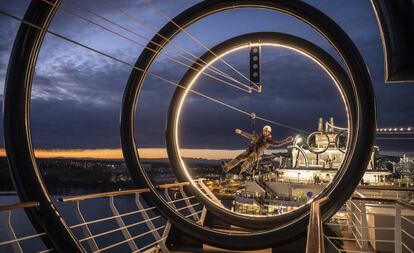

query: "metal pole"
left=395, top=203, right=402, bottom=253
left=360, top=202, right=369, bottom=251
left=135, top=193, right=170, bottom=253
left=75, top=201, right=99, bottom=252
left=109, top=196, right=139, bottom=252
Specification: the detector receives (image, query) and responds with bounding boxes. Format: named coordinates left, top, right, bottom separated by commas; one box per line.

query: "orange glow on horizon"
left=0, top=148, right=256, bottom=160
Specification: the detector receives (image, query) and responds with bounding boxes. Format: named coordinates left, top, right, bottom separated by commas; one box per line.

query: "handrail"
left=60, top=188, right=150, bottom=202
left=0, top=202, right=39, bottom=211
left=357, top=185, right=414, bottom=192
left=59, top=181, right=190, bottom=202
left=351, top=196, right=398, bottom=203
left=324, top=195, right=414, bottom=253
left=156, top=181, right=190, bottom=189
left=351, top=196, right=414, bottom=210
left=305, top=197, right=329, bottom=253
left=0, top=201, right=49, bottom=252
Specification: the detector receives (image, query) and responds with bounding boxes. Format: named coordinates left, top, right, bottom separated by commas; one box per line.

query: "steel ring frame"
left=306, top=131, right=331, bottom=154
left=121, top=0, right=376, bottom=249
left=3, top=0, right=84, bottom=252
left=167, top=32, right=347, bottom=229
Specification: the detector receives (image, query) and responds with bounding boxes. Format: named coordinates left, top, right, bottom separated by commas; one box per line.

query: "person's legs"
left=223, top=150, right=250, bottom=172
left=240, top=152, right=259, bottom=174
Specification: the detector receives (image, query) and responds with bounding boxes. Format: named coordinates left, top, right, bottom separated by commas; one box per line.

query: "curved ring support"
left=167, top=32, right=352, bottom=229
left=3, top=0, right=84, bottom=252
left=121, top=0, right=376, bottom=249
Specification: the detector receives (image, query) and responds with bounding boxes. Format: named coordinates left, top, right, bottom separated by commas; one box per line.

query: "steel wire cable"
left=94, top=225, right=166, bottom=252
left=0, top=9, right=312, bottom=135
left=100, top=0, right=256, bottom=92
left=69, top=196, right=193, bottom=229
left=41, top=0, right=252, bottom=93
left=0, top=232, right=47, bottom=246
left=60, top=0, right=255, bottom=92
left=78, top=215, right=162, bottom=242
left=145, top=0, right=257, bottom=88
left=256, top=116, right=310, bottom=134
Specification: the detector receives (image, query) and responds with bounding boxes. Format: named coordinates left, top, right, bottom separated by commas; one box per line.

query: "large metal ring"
left=167, top=32, right=350, bottom=229
left=121, top=0, right=376, bottom=249
left=3, top=0, right=84, bottom=252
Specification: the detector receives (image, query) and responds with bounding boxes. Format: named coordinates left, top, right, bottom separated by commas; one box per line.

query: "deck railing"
left=306, top=197, right=329, bottom=253
left=0, top=201, right=53, bottom=253
left=324, top=196, right=414, bottom=253
left=56, top=181, right=203, bottom=253
left=2, top=182, right=413, bottom=253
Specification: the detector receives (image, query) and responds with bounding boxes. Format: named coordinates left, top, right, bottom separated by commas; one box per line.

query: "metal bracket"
left=250, top=43, right=262, bottom=92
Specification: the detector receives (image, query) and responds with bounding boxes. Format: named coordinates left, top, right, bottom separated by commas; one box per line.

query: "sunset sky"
left=0, top=148, right=248, bottom=160
left=0, top=0, right=413, bottom=159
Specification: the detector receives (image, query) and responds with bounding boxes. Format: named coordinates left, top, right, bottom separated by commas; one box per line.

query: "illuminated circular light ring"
left=175, top=42, right=345, bottom=211
left=4, top=0, right=376, bottom=251
left=121, top=0, right=376, bottom=249
left=167, top=32, right=351, bottom=228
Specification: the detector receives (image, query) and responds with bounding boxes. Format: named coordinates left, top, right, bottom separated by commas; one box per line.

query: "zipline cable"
left=41, top=0, right=252, bottom=93
left=145, top=0, right=256, bottom=87
left=0, top=9, right=310, bottom=135
left=61, top=0, right=255, bottom=93
left=100, top=0, right=256, bottom=92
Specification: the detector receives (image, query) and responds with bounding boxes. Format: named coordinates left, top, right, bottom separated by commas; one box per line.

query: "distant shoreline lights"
left=0, top=148, right=285, bottom=160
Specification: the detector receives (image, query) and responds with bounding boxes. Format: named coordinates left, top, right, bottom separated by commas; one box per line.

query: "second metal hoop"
left=121, top=0, right=376, bottom=249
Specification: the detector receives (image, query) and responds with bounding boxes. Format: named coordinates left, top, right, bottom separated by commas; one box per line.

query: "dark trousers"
left=223, top=150, right=259, bottom=173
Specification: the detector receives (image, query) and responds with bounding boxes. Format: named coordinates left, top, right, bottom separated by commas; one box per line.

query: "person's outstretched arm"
left=235, top=128, right=256, bottom=141
left=269, top=136, right=294, bottom=147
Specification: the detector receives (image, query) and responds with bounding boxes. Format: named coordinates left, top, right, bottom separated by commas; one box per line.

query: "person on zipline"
left=222, top=125, right=293, bottom=174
